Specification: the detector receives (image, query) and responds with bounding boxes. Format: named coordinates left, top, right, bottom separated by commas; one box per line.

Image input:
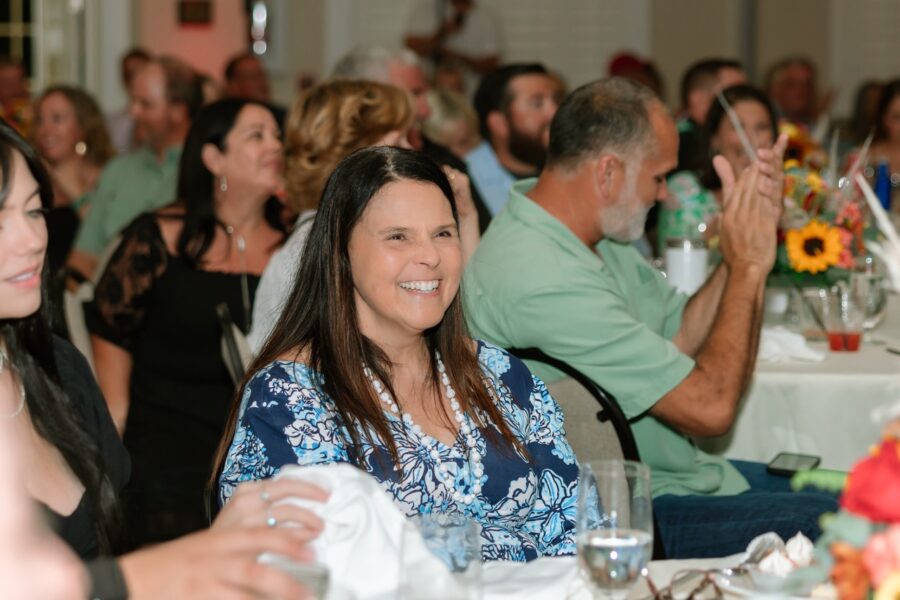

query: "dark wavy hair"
left=212, top=147, right=520, bottom=484
left=874, top=79, right=900, bottom=143
left=699, top=84, right=778, bottom=190
left=173, top=98, right=285, bottom=266
left=0, top=118, right=122, bottom=553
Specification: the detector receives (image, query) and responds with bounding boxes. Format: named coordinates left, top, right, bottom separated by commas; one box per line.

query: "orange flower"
left=832, top=541, right=871, bottom=600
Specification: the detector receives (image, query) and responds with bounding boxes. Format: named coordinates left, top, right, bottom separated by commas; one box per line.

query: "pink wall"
left=137, top=0, right=248, bottom=83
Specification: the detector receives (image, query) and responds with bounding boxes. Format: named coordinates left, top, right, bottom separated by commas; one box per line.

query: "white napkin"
left=758, top=326, right=826, bottom=363
left=272, top=463, right=456, bottom=600
left=482, top=557, right=590, bottom=599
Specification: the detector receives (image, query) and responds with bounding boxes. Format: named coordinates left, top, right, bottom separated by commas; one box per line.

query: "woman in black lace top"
left=86, top=98, right=286, bottom=547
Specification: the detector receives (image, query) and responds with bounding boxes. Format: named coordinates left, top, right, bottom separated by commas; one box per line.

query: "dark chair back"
left=507, top=346, right=666, bottom=559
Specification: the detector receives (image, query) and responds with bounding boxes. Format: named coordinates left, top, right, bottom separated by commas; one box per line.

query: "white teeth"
left=399, top=280, right=439, bottom=292
left=9, top=270, right=36, bottom=282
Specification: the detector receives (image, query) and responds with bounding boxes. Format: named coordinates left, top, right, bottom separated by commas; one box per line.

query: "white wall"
left=65, top=0, right=900, bottom=120
left=323, top=0, right=650, bottom=92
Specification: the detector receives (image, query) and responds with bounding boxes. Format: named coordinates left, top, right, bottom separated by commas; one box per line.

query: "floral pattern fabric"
left=218, top=340, right=579, bottom=562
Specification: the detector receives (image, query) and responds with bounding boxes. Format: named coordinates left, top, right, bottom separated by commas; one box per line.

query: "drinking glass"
left=850, top=269, right=887, bottom=336
left=824, top=284, right=865, bottom=351
left=257, top=553, right=330, bottom=598
left=399, top=512, right=481, bottom=600
left=577, top=460, right=654, bottom=600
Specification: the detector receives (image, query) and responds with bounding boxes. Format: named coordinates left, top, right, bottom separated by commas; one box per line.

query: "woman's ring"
left=266, top=507, right=277, bottom=528
left=260, top=486, right=271, bottom=504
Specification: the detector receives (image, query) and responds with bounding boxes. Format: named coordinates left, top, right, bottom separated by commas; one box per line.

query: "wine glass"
left=850, top=269, right=887, bottom=338
left=399, top=512, right=481, bottom=600
left=577, top=460, right=653, bottom=600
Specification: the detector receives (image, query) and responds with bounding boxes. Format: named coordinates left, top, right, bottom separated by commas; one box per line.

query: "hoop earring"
left=219, top=175, right=228, bottom=192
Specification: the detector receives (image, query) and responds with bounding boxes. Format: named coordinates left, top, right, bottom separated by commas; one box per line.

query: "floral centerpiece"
left=770, top=160, right=872, bottom=287
left=790, top=417, right=900, bottom=600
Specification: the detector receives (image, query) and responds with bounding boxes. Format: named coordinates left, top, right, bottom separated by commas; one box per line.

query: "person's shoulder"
left=474, top=339, right=532, bottom=380
left=247, top=353, right=321, bottom=393
left=51, top=337, right=109, bottom=426
left=117, top=210, right=166, bottom=243
left=98, top=148, right=150, bottom=176
left=469, top=209, right=584, bottom=286
left=51, top=336, right=92, bottom=382
left=474, top=339, right=538, bottom=403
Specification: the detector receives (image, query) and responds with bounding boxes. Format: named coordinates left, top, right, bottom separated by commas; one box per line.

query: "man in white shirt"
left=404, top=0, right=501, bottom=94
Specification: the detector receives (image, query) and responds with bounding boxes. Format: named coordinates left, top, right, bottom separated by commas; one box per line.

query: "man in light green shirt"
left=69, top=56, right=200, bottom=279
left=465, top=78, right=836, bottom=558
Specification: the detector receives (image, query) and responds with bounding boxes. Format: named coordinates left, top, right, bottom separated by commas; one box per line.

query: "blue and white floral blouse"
left=219, top=341, right=579, bottom=562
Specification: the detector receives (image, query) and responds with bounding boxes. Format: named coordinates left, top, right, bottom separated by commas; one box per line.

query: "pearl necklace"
left=364, top=352, right=484, bottom=505
left=0, top=347, right=25, bottom=419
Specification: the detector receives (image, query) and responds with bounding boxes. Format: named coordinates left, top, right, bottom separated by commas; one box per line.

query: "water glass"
left=664, top=239, right=708, bottom=295
left=399, top=512, right=481, bottom=600
left=257, top=553, right=330, bottom=598
left=850, top=270, right=887, bottom=334
left=577, top=460, right=654, bottom=600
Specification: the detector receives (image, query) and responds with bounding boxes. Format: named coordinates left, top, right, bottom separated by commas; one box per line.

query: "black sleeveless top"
left=44, top=337, right=129, bottom=559
left=85, top=213, right=261, bottom=547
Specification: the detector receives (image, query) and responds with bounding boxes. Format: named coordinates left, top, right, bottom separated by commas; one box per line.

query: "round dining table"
left=697, top=292, right=900, bottom=472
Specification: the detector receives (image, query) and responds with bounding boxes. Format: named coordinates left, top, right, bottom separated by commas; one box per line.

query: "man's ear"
left=486, top=110, right=508, bottom=142
left=594, top=154, right=620, bottom=201
left=201, top=142, right=223, bottom=176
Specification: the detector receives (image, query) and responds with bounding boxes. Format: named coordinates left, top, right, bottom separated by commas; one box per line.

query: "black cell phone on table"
left=766, top=452, right=821, bottom=476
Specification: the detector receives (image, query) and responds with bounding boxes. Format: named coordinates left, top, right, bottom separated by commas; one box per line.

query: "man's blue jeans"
left=653, top=460, right=839, bottom=558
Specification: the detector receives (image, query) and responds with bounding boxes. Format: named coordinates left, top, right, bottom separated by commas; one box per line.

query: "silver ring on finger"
left=260, top=485, right=271, bottom=504
left=266, top=506, right=277, bottom=528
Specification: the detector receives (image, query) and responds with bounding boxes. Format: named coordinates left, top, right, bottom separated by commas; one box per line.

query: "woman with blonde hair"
left=248, top=79, right=480, bottom=353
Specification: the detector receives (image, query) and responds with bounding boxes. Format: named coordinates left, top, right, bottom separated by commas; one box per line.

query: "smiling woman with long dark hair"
left=214, top=146, right=579, bottom=562
left=0, top=118, right=126, bottom=560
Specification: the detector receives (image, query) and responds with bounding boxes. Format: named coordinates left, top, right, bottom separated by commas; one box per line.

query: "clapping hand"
left=715, top=132, right=788, bottom=273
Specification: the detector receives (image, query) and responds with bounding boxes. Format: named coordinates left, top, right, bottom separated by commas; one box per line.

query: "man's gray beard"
left=601, top=173, right=650, bottom=243
left=603, top=204, right=649, bottom=242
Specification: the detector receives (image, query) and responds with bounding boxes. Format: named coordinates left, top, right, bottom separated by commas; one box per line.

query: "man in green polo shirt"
left=464, top=77, right=837, bottom=558
left=68, top=56, right=201, bottom=280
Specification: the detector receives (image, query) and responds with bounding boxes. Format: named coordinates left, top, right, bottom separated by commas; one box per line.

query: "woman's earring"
left=75, top=141, right=87, bottom=156
left=219, top=175, right=228, bottom=192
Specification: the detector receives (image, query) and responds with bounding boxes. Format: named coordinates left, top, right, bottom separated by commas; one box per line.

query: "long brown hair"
left=212, top=147, right=519, bottom=484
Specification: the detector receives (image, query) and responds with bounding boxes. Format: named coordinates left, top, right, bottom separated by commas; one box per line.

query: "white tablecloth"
left=697, top=294, right=900, bottom=471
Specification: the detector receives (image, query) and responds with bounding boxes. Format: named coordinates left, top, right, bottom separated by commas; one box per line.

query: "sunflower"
left=785, top=220, right=844, bottom=274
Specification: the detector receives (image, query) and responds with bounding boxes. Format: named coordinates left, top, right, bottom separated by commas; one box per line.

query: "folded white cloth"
left=482, top=557, right=590, bottom=599
left=758, top=326, right=826, bottom=363
left=272, top=463, right=456, bottom=600
left=271, top=463, right=590, bottom=599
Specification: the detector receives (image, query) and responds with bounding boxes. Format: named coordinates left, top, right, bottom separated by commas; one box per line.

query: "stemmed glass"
left=577, top=460, right=654, bottom=600
left=849, top=268, right=887, bottom=340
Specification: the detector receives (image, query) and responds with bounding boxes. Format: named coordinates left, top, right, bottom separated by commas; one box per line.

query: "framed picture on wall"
left=179, top=0, right=213, bottom=26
